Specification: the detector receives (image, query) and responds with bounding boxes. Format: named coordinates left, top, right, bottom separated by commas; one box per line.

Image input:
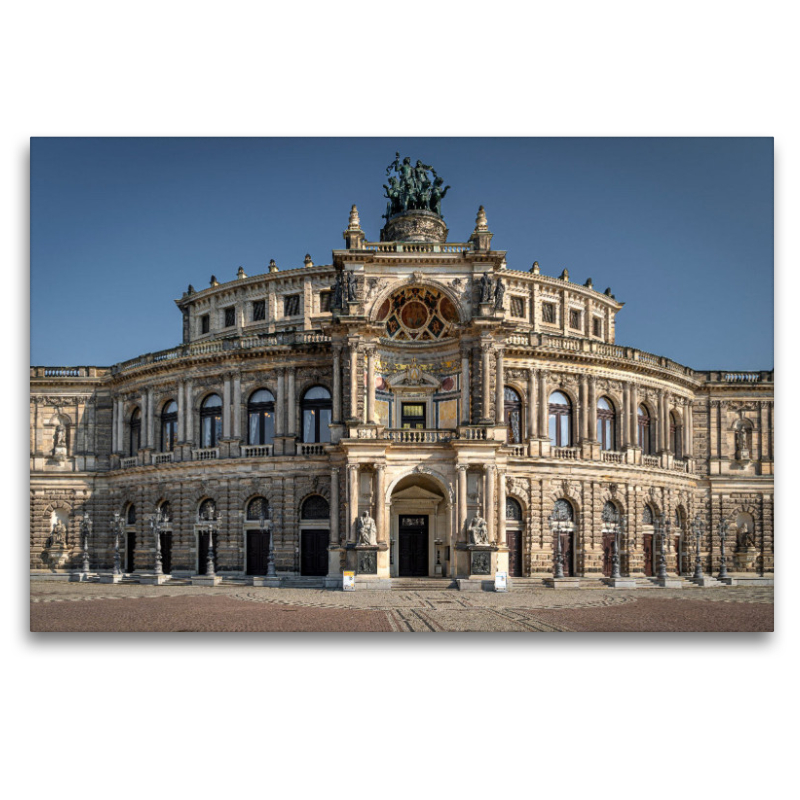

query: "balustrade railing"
left=121, top=456, right=138, bottom=469
left=642, top=454, right=659, bottom=468
left=722, top=372, right=761, bottom=383
left=671, top=459, right=689, bottom=472
left=459, top=426, right=488, bottom=440
left=601, top=450, right=624, bottom=464
left=510, top=445, right=527, bottom=457
left=242, top=444, right=273, bottom=457
left=386, top=428, right=455, bottom=443
left=552, top=447, right=579, bottom=460
left=193, top=447, right=219, bottom=461
left=43, top=367, right=81, bottom=377
left=299, top=443, right=325, bottom=456
left=154, top=452, right=174, bottom=464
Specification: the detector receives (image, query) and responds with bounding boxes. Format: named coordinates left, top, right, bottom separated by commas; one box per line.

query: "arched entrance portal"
left=389, top=474, right=451, bottom=578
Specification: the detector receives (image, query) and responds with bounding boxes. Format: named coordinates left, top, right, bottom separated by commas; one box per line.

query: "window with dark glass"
left=510, top=296, right=525, bottom=318
left=200, top=314, right=210, bottom=334
left=223, top=306, right=235, bottom=328
left=252, top=300, right=266, bottom=322
left=642, top=504, right=654, bottom=525
left=302, top=386, right=332, bottom=443
left=159, top=501, right=171, bottom=523
left=198, top=498, right=217, bottom=520
left=129, top=407, right=141, bottom=456
left=542, top=302, right=556, bottom=324
left=597, top=397, right=615, bottom=451
left=593, top=317, right=602, bottom=337
left=319, top=292, right=332, bottom=313
left=505, top=497, right=523, bottom=521
left=638, top=405, right=651, bottom=454
left=401, top=403, right=426, bottom=430
left=301, top=495, right=330, bottom=519
left=569, top=309, right=582, bottom=329
left=161, top=400, right=178, bottom=452
left=548, top=391, right=571, bottom=447
left=246, top=496, right=269, bottom=521
left=247, top=389, right=275, bottom=446
left=670, top=411, right=682, bottom=458
left=284, top=294, right=300, bottom=317
left=126, top=504, right=136, bottom=525
left=200, top=394, right=223, bottom=448
left=504, top=387, right=522, bottom=443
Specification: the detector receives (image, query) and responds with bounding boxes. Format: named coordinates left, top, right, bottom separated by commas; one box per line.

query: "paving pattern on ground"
left=29, top=583, right=774, bottom=633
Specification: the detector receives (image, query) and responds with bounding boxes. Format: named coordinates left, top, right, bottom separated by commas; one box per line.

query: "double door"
left=398, top=516, right=428, bottom=577
left=246, top=530, right=271, bottom=576
left=301, top=530, right=328, bottom=576
left=159, top=532, right=172, bottom=574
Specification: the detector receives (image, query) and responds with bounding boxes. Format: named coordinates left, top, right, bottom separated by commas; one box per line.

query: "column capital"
left=484, top=464, right=496, bottom=475
left=330, top=466, right=340, bottom=476
left=457, top=464, right=468, bottom=474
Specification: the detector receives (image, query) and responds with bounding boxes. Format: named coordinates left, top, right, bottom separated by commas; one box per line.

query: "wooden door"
left=246, top=530, right=271, bottom=576
left=301, top=530, right=328, bottom=576
left=198, top=532, right=218, bottom=575
left=126, top=532, right=135, bottom=572
left=399, top=516, right=428, bottom=576
left=507, top=529, right=523, bottom=577
left=675, top=535, right=682, bottom=575
left=643, top=534, right=654, bottom=577
left=560, top=531, right=574, bottom=577
left=602, top=532, right=615, bottom=577
left=159, top=532, right=172, bottom=574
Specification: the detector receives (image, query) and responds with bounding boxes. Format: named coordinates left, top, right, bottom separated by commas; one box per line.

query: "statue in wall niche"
left=737, top=521, right=756, bottom=550
left=356, top=511, right=377, bottom=546
left=735, top=426, right=750, bottom=460
left=347, top=272, right=357, bottom=302
left=53, top=423, right=66, bottom=452
left=468, top=515, right=489, bottom=545
left=480, top=273, right=494, bottom=304
left=332, top=272, right=344, bottom=310
left=494, top=276, right=505, bottom=310
left=49, top=520, right=67, bottom=548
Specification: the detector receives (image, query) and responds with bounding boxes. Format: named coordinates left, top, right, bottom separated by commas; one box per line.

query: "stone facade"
left=30, top=202, right=774, bottom=584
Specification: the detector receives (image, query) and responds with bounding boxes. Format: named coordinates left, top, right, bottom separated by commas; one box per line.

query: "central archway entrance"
left=389, top=474, right=450, bottom=579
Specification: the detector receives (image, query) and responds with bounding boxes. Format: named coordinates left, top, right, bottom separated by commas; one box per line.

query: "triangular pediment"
left=392, top=485, right=444, bottom=501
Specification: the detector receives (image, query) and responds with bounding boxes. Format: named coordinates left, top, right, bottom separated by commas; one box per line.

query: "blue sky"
left=30, top=137, right=773, bottom=370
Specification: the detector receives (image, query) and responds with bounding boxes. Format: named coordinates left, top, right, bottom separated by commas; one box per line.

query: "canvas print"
left=29, top=138, right=774, bottom=632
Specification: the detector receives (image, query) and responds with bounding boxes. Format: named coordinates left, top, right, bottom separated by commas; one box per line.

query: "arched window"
left=505, top=497, right=523, bottom=520
left=248, top=389, right=275, bottom=446
left=597, top=397, right=616, bottom=451
left=602, top=501, right=620, bottom=526
left=246, top=496, right=269, bottom=521
left=302, top=386, right=332, bottom=444
left=301, top=495, right=330, bottom=519
left=670, top=411, right=682, bottom=458
left=161, top=401, right=178, bottom=452
left=200, top=394, right=223, bottom=448
left=642, top=504, right=654, bottom=525
left=549, top=392, right=571, bottom=447
left=198, top=498, right=217, bottom=521
left=129, top=407, right=141, bottom=456
left=158, top=500, right=172, bottom=524
left=553, top=498, right=574, bottom=521
left=637, top=405, right=651, bottom=454
left=126, top=503, right=136, bottom=525
left=504, top=387, right=522, bottom=443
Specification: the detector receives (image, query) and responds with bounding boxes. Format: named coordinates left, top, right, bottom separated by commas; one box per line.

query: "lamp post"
left=611, top=508, right=622, bottom=580
left=717, top=517, right=729, bottom=580
left=81, top=511, right=92, bottom=574
left=549, top=507, right=567, bottom=579
left=260, top=507, right=277, bottom=578
left=112, top=511, right=123, bottom=575
left=656, top=514, right=668, bottom=579
left=199, top=504, right=219, bottom=577
left=148, top=508, right=166, bottom=575
left=692, top=514, right=704, bottom=580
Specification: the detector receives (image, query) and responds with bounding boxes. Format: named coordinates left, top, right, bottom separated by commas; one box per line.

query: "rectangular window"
left=284, top=294, right=300, bottom=317
left=200, top=314, right=210, bottom=334
left=252, top=300, right=266, bottom=321
left=569, top=309, right=582, bottom=329
left=319, top=291, right=332, bottom=313
left=542, top=302, right=556, bottom=324
left=401, top=403, right=426, bottom=429
left=224, top=306, right=235, bottom=328
left=510, top=296, right=525, bottom=318
left=593, top=317, right=602, bottom=337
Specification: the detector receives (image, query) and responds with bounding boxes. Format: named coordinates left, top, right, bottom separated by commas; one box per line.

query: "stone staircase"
left=390, top=578, right=456, bottom=591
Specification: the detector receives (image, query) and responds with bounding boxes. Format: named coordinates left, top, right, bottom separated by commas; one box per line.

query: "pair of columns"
left=346, top=463, right=386, bottom=542
left=456, top=464, right=507, bottom=546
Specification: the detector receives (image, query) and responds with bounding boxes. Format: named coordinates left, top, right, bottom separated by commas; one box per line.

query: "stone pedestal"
left=544, top=577, right=581, bottom=589
left=690, top=576, right=723, bottom=587
left=456, top=578, right=494, bottom=592
left=605, top=577, right=637, bottom=588
left=98, top=573, right=123, bottom=584
left=191, top=575, right=222, bottom=586
left=45, top=545, right=70, bottom=572
left=466, top=544, right=496, bottom=578
left=655, top=577, right=683, bottom=588
left=140, top=574, right=170, bottom=585
left=734, top=547, right=758, bottom=572
left=251, top=576, right=281, bottom=587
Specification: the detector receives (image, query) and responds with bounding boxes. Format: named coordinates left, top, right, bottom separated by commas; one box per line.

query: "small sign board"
left=343, top=571, right=355, bottom=592
left=494, top=571, right=508, bottom=592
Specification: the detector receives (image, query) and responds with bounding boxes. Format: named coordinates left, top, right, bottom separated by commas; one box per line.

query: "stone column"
left=112, top=397, right=118, bottom=453
left=276, top=368, right=285, bottom=436
left=497, top=469, right=506, bottom=546
left=661, top=392, right=670, bottom=451
left=177, top=381, right=185, bottom=443
left=588, top=376, right=597, bottom=441
left=685, top=400, right=693, bottom=458
left=375, top=464, right=386, bottom=542
left=139, top=391, right=147, bottom=450
left=118, top=398, right=125, bottom=452
left=457, top=465, right=467, bottom=542
left=184, top=381, right=193, bottom=444
left=481, top=342, right=492, bottom=421
left=621, top=383, right=630, bottom=448
left=222, top=375, right=232, bottom=439
left=630, top=384, right=638, bottom=446
left=332, top=346, right=342, bottom=423
left=537, top=371, right=548, bottom=438
left=233, top=373, right=242, bottom=440
left=528, top=369, right=537, bottom=439
left=286, top=366, right=296, bottom=437
left=485, top=465, right=495, bottom=542
left=495, top=347, right=505, bottom=425
left=349, top=342, right=359, bottom=421
left=461, top=348, right=470, bottom=424
left=579, top=374, right=588, bottom=441
left=347, top=464, right=359, bottom=543
left=147, top=389, right=154, bottom=448
left=366, top=346, right=376, bottom=424
left=329, top=468, right=339, bottom=546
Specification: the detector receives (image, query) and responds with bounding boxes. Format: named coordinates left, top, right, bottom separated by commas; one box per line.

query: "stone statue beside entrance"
left=468, top=514, right=489, bottom=545
left=48, top=520, right=67, bottom=548
left=357, top=511, right=377, bottom=546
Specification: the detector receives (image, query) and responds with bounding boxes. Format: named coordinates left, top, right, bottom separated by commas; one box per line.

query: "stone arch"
left=299, top=493, right=330, bottom=520
left=369, top=277, right=465, bottom=326
left=385, top=465, right=454, bottom=506
left=41, top=498, right=74, bottom=519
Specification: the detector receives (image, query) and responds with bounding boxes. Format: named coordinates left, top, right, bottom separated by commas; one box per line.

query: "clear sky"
left=30, top=137, right=773, bottom=370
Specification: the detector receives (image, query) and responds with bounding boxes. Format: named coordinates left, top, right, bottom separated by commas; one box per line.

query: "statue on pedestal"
left=468, top=515, right=489, bottom=545
left=49, top=520, right=67, bottom=548
left=737, top=521, right=756, bottom=550
left=494, top=276, right=506, bottom=310
left=735, top=425, right=750, bottom=461
left=357, top=511, right=377, bottom=546
left=480, top=273, right=494, bottom=304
